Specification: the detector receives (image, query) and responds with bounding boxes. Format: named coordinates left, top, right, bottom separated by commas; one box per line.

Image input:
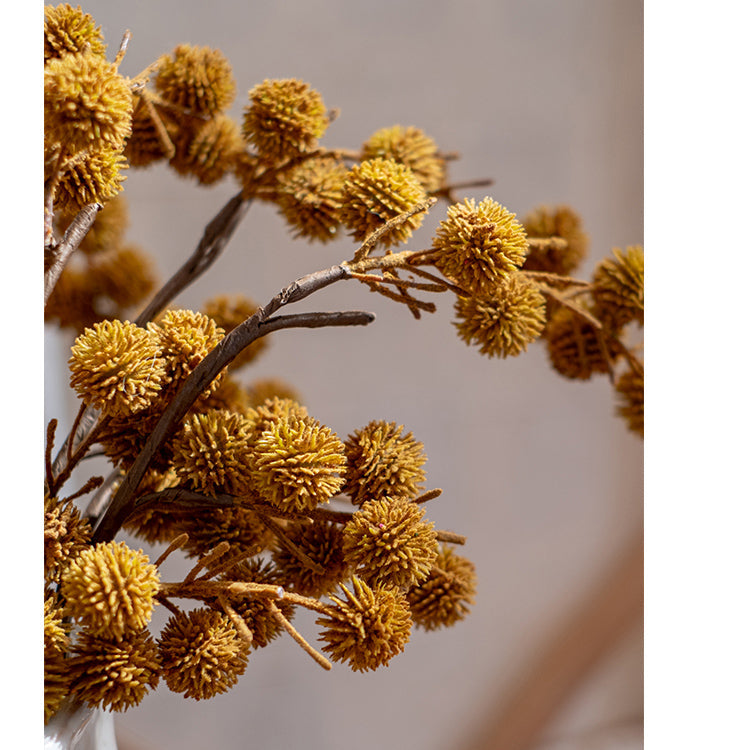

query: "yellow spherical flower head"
left=69, top=630, right=160, bottom=712
left=44, top=51, right=133, bottom=155
left=275, top=156, right=348, bottom=243
left=44, top=596, right=70, bottom=656
left=250, top=413, right=346, bottom=513
left=271, top=519, right=350, bottom=599
left=68, top=319, right=166, bottom=418
left=242, top=78, right=328, bottom=163
left=171, top=409, right=256, bottom=497
left=44, top=495, right=93, bottom=585
left=45, top=651, right=74, bottom=723
left=44, top=4, right=106, bottom=63
left=342, top=420, right=426, bottom=506
left=155, top=44, right=236, bottom=117
left=123, top=95, right=180, bottom=167
left=615, top=365, right=644, bottom=438
left=61, top=541, right=160, bottom=640
left=159, top=608, right=250, bottom=700
left=202, top=294, right=268, bottom=371
left=317, top=577, right=412, bottom=672
left=592, top=245, right=644, bottom=329
left=406, top=545, right=477, bottom=631
left=453, top=272, right=547, bottom=359
left=246, top=396, right=309, bottom=437
left=340, top=157, right=427, bottom=248
left=361, top=125, right=445, bottom=193
left=342, top=497, right=438, bottom=589
left=521, top=205, right=589, bottom=276
left=53, top=148, right=128, bottom=214
left=90, top=244, right=158, bottom=311
left=433, top=197, right=529, bottom=296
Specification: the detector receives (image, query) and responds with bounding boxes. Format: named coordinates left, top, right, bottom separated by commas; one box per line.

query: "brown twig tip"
left=153, top=533, right=190, bottom=569
left=268, top=600, right=333, bottom=670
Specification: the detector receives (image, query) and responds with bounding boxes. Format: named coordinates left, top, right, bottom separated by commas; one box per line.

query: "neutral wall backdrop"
left=45, top=2, right=644, bottom=748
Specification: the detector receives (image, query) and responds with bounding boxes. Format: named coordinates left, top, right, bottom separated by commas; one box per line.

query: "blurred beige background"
left=44, top=1, right=643, bottom=748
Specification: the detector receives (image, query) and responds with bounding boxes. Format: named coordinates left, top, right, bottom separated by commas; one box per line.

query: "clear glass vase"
left=44, top=701, right=118, bottom=750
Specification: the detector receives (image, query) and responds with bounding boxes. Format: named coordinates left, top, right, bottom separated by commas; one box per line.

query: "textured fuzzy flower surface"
left=406, top=545, right=477, bottom=630
left=44, top=596, right=70, bottom=656
left=155, top=44, right=236, bottom=116
left=343, top=420, right=426, bottom=505
left=615, top=366, right=644, bottom=437
left=521, top=205, right=589, bottom=276
left=592, top=245, right=644, bottom=328
left=53, top=148, right=128, bottom=213
left=250, top=414, right=346, bottom=512
left=44, top=495, right=93, bottom=585
left=45, top=652, right=73, bottom=723
left=317, top=577, right=412, bottom=672
left=69, top=630, right=161, bottom=712
left=44, top=4, right=106, bottom=63
left=433, top=197, right=528, bottom=295
left=68, top=319, right=166, bottom=417
left=243, top=78, right=328, bottom=163
left=339, top=158, right=427, bottom=247
left=159, top=608, right=250, bottom=700
left=361, top=125, right=445, bottom=192
left=44, top=51, right=133, bottom=154
left=202, top=294, right=268, bottom=370
left=342, top=497, right=438, bottom=589
left=61, top=541, right=160, bottom=639
left=453, top=273, right=547, bottom=358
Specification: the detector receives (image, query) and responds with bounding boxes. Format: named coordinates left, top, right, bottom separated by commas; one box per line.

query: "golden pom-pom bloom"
left=342, top=420, right=427, bottom=505
left=246, top=396, right=309, bottom=437
left=68, top=319, right=166, bottom=417
left=45, top=651, right=74, bottom=723
left=44, top=4, right=106, bottom=63
left=453, top=273, right=547, bottom=359
left=342, top=497, right=438, bottom=589
left=275, top=156, right=348, bottom=242
left=44, top=495, right=93, bottom=585
left=171, top=409, right=257, bottom=497
left=432, top=197, right=529, bottom=296
left=159, top=608, right=250, bottom=700
left=242, top=78, right=328, bottom=163
left=406, top=545, right=477, bottom=631
left=69, top=630, right=160, bottom=712
left=615, top=366, right=644, bottom=438
left=246, top=378, right=301, bottom=408
left=90, top=244, right=157, bottom=309
left=202, top=294, right=268, bottom=370
left=361, top=125, right=445, bottom=193
left=272, top=519, right=350, bottom=598
left=75, top=194, right=129, bottom=255
left=123, top=96, right=178, bottom=167
left=155, top=44, right=236, bottom=116
left=521, top=205, right=589, bottom=276
left=592, top=245, right=644, bottom=328
left=61, top=541, right=160, bottom=639
left=250, top=414, right=346, bottom=512
left=53, top=147, right=128, bottom=214
left=545, top=306, right=619, bottom=380
left=44, top=51, right=133, bottom=154
left=339, top=157, right=427, bottom=247
left=317, top=577, right=412, bottom=672
left=44, top=596, right=70, bottom=656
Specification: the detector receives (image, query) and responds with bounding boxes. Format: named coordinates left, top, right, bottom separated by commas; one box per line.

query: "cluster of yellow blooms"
left=43, top=3, right=643, bottom=727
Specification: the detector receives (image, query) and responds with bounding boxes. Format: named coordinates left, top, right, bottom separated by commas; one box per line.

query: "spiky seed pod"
left=89, top=245, right=157, bottom=309
left=250, top=414, right=346, bottom=513
left=453, top=273, right=547, bottom=358
left=45, top=652, right=74, bottom=724
left=406, top=545, right=477, bottom=631
left=433, top=197, right=528, bottom=295
left=275, top=156, right=348, bottom=242
left=339, top=157, right=427, bottom=247
left=361, top=125, right=445, bottom=193
left=202, top=294, right=268, bottom=370
left=123, top=96, right=179, bottom=167
left=44, top=4, right=107, bottom=63
left=44, top=266, right=100, bottom=332
left=317, top=577, right=412, bottom=672
left=592, top=245, right=644, bottom=328
left=159, top=608, right=250, bottom=700
left=44, top=52, right=132, bottom=154
left=68, top=319, right=166, bottom=417
left=44, top=496, right=93, bottom=585
left=122, top=470, right=185, bottom=544
left=155, top=44, right=236, bottom=117
left=522, top=205, right=589, bottom=276
left=245, top=396, right=310, bottom=442
left=242, top=78, right=328, bottom=163
left=219, top=559, right=295, bottom=648
left=615, top=366, right=644, bottom=438
left=44, top=596, right=70, bottom=656
left=53, top=148, right=128, bottom=214
left=342, top=421, right=427, bottom=506
left=272, top=519, right=350, bottom=598
left=342, top=497, right=438, bottom=589
left=97, top=411, right=174, bottom=473
left=545, top=306, right=620, bottom=380
left=75, top=194, right=129, bottom=256
left=246, top=378, right=301, bottom=409
left=61, top=541, right=160, bottom=639
left=69, top=630, right=160, bottom=712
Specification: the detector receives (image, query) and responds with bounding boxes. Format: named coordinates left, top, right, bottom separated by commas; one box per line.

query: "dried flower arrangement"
left=43, top=2, right=644, bottom=740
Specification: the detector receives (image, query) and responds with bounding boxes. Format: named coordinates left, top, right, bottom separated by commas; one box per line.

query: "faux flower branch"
left=43, top=4, right=643, bottom=727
